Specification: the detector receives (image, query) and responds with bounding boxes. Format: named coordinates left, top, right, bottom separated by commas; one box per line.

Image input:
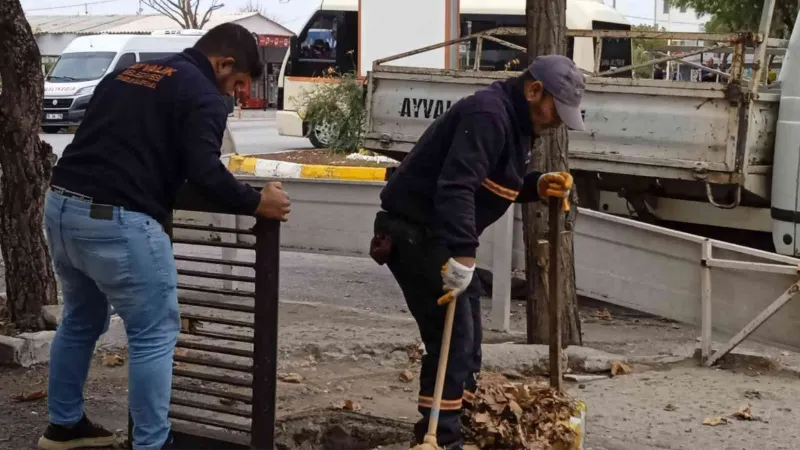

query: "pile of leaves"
left=462, top=374, right=581, bottom=450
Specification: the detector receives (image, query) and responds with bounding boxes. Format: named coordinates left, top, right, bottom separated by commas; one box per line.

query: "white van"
left=42, top=30, right=206, bottom=133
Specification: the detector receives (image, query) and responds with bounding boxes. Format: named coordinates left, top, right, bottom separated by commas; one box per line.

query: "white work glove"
left=438, top=258, right=475, bottom=305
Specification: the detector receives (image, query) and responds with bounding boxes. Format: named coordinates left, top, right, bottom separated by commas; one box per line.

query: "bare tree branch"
left=142, top=0, right=189, bottom=28
left=199, top=0, right=224, bottom=29
left=143, top=0, right=225, bottom=29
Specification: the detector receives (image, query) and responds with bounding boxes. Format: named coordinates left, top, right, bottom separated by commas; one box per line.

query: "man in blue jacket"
left=38, top=24, right=290, bottom=450
left=371, top=55, right=584, bottom=449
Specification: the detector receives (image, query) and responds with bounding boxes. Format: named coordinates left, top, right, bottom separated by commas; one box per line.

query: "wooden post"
left=548, top=198, right=563, bottom=389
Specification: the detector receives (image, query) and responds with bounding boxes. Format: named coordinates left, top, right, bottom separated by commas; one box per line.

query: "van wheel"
left=42, top=126, right=62, bottom=134
left=308, top=120, right=334, bottom=149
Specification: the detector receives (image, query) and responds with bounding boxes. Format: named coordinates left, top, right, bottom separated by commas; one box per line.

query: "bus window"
left=288, top=10, right=361, bottom=77
left=593, top=21, right=632, bottom=77
left=299, top=14, right=338, bottom=63
left=461, top=15, right=526, bottom=71
left=336, top=11, right=358, bottom=74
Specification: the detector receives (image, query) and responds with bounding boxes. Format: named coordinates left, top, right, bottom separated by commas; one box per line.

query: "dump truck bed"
left=363, top=66, right=780, bottom=199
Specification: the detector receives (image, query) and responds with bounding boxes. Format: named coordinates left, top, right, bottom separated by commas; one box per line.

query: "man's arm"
left=434, top=112, right=505, bottom=260
left=180, top=94, right=291, bottom=220
left=180, top=94, right=264, bottom=216
left=515, top=171, right=544, bottom=203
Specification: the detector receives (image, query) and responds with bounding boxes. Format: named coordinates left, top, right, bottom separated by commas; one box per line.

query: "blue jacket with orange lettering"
left=380, top=75, right=542, bottom=259
left=51, top=48, right=260, bottom=225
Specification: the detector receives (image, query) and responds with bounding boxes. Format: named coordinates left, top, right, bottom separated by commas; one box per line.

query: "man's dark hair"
left=194, top=23, right=263, bottom=79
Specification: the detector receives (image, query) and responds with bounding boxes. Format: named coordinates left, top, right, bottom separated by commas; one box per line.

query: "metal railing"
left=127, top=184, right=280, bottom=450
left=372, top=0, right=788, bottom=97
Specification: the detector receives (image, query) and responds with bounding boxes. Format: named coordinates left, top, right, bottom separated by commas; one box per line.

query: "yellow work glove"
left=537, top=171, right=573, bottom=199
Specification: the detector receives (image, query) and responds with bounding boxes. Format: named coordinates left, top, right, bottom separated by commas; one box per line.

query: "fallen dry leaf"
left=11, top=391, right=47, bottom=402
left=610, top=361, right=631, bottom=377
left=278, top=373, right=304, bottom=383
left=399, top=370, right=415, bottom=383
left=731, top=405, right=761, bottom=421
left=664, top=403, right=678, bottom=412
left=702, top=416, right=729, bottom=426
left=102, top=353, right=125, bottom=367
left=744, top=390, right=761, bottom=400
left=596, top=309, right=612, bottom=320
left=332, top=400, right=362, bottom=412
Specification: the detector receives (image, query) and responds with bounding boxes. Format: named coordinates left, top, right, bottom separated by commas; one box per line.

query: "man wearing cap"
left=369, top=54, right=585, bottom=449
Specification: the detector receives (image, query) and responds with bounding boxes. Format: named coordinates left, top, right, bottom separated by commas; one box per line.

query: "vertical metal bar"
left=474, top=37, right=484, bottom=71
left=750, top=0, right=778, bottom=94
left=730, top=40, right=746, bottom=84
left=250, top=219, right=281, bottom=450
left=447, top=0, right=460, bottom=70
left=489, top=208, right=514, bottom=332
left=701, top=240, right=713, bottom=361
left=593, top=37, right=603, bottom=76
left=548, top=198, right=563, bottom=390
left=127, top=412, right=133, bottom=450
left=706, top=280, right=800, bottom=367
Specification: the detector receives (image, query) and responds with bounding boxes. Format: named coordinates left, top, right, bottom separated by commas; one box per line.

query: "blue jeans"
left=44, top=190, right=179, bottom=450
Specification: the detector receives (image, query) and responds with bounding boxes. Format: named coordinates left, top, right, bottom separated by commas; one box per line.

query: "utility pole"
left=654, top=0, right=658, bottom=26
left=446, top=0, right=459, bottom=70
left=523, top=0, right=582, bottom=346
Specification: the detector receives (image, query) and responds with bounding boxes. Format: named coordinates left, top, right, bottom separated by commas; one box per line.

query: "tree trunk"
left=0, top=0, right=58, bottom=330
left=523, top=0, right=582, bottom=346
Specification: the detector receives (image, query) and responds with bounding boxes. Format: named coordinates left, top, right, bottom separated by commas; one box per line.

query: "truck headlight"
left=74, top=85, right=95, bottom=96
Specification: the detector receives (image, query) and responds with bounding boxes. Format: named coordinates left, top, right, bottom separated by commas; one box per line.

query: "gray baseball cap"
left=528, top=55, right=586, bottom=131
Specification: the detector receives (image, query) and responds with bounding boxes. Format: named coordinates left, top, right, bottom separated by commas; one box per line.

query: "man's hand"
left=438, top=257, right=475, bottom=305
left=537, top=171, right=573, bottom=199
left=255, top=182, right=291, bottom=221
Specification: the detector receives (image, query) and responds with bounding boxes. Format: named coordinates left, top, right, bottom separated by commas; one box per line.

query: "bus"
left=276, top=0, right=631, bottom=148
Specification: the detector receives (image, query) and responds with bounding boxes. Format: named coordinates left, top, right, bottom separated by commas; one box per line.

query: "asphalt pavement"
left=39, top=112, right=311, bottom=159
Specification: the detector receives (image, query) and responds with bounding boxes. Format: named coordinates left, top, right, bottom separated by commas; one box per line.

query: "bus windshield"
left=47, top=52, right=116, bottom=83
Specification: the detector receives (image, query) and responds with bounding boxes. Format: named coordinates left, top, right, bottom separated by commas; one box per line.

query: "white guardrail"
left=173, top=178, right=800, bottom=360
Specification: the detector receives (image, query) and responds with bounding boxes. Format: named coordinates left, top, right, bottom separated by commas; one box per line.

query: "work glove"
left=537, top=171, right=573, bottom=199
left=438, top=258, right=475, bottom=305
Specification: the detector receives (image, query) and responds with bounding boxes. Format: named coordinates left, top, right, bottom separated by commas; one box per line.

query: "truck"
left=362, top=3, right=800, bottom=258
left=42, top=30, right=206, bottom=134
left=276, top=0, right=632, bottom=148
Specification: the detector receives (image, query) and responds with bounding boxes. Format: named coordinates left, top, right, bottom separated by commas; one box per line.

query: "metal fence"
left=127, top=185, right=281, bottom=450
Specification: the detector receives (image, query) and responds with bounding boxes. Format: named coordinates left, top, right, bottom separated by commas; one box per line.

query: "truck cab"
left=42, top=30, right=205, bottom=133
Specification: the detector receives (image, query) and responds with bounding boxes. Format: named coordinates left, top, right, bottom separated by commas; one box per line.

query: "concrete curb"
left=0, top=306, right=127, bottom=367
left=228, top=154, right=388, bottom=182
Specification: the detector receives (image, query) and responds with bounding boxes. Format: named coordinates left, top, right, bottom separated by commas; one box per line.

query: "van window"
left=113, top=53, right=136, bottom=71
left=47, top=52, right=116, bottom=82
left=139, top=52, right=177, bottom=62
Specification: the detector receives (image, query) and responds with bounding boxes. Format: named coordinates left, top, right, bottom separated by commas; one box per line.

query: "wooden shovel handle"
left=424, top=291, right=458, bottom=444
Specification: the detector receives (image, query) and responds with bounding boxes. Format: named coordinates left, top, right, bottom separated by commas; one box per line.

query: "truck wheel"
left=308, top=120, right=334, bottom=149
left=41, top=126, right=62, bottom=134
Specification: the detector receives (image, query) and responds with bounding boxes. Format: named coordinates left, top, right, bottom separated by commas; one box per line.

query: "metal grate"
left=127, top=186, right=280, bottom=450
left=43, top=98, right=73, bottom=109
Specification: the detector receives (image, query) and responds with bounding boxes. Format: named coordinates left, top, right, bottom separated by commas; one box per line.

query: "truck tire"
left=41, top=126, right=62, bottom=134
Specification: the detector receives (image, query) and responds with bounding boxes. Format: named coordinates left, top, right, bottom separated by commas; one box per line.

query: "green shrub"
left=294, top=68, right=366, bottom=154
